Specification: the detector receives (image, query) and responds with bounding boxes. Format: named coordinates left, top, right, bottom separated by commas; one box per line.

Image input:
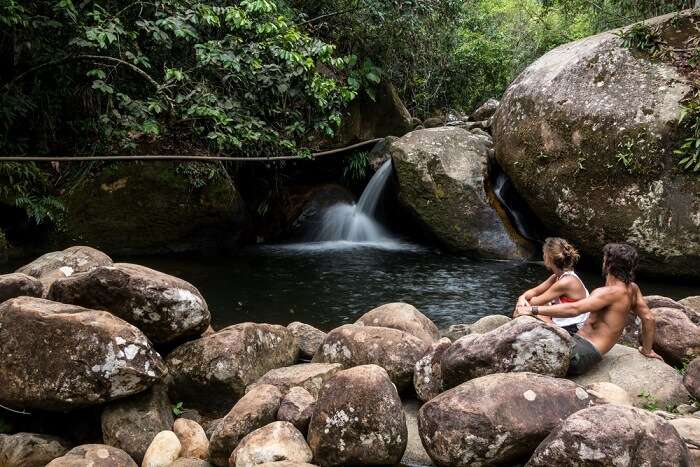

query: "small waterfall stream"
left=312, top=160, right=398, bottom=245
left=493, top=171, right=538, bottom=241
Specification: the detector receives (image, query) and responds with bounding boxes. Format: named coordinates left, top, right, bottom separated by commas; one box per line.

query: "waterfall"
left=493, top=171, right=538, bottom=241
left=313, top=160, right=395, bottom=244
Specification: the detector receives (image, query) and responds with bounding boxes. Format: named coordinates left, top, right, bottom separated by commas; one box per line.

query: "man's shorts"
left=568, top=334, right=603, bottom=376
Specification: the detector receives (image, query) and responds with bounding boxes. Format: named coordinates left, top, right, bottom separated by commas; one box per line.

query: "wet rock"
left=680, top=296, right=700, bottom=314
left=440, top=324, right=471, bottom=341
left=469, top=98, right=500, bottom=122
left=286, top=185, right=356, bottom=241
left=493, top=12, right=700, bottom=279
left=652, top=307, right=700, bottom=365
left=527, top=404, right=692, bottom=466
left=173, top=418, right=209, bottom=460
left=683, top=357, right=700, bottom=399
left=0, top=273, right=43, bottom=303
left=308, top=365, right=407, bottom=466
left=167, top=323, right=297, bottom=415
left=402, top=400, right=433, bottom=467
left=418, top=372, right=598, bottom=467
left=15, top=246, right=113, bottom=291
left=0, top=432, right=69, bottom=467
left=355, top=302, right=439, bottom=344
left=208, top=384, right=283, bottom=467
left=414, top=337, right=451, bottom=402
left=46, top=444, right=137, bottom=467
left=276, top=387, right=315, bottom=434
left=230, top=421, right=312, bottom=467
left=101, top=384, right=174, bottom=463
left=286, top=322, right=326, bottom=359
left=48, top=263, right=210, bottom=345
left=441, top=316, right=571, bottom=388
left=583, top=382, right=633, bottom=406
left=248, top=363, right=342, bottom=398
left=571, top=344, right=689, bottom=408
left=0, top=297, right=166, bottom=411
left=311, top=324, right=428, bottom=391
left=670, top=417, right=700, bottom=466
left=468, top=314, right=511, bottom=334
left=142, top=431, right=181, bottom=467
left=391, top=127, right=531, bottom=259
left=368, top=136, right=398, bottom=172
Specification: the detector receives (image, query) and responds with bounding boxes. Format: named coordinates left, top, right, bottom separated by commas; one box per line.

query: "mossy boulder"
left=64, top=162, right=246, bottom=254
left=391, top=127, right=532, bottom=259
left=493, top=11, right=700, bottom=278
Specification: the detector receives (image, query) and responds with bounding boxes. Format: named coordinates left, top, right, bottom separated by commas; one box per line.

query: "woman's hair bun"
left=544, top=237, right=580, bottom=269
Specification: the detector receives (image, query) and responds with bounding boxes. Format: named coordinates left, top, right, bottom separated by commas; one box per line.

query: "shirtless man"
left=515, top=243, right=662, bottom=375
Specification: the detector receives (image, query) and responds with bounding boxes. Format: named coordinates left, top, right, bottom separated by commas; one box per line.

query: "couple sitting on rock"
left=514, top=238, right=661, bottom=375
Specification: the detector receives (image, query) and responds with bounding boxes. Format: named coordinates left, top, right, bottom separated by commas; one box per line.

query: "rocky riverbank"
left=1, top=245, right=699, bottom=466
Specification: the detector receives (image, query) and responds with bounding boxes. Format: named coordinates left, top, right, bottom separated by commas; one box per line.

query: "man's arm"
left=633, top=285, right=662, bottom=360
left=516, top=288, right=611, bottom=318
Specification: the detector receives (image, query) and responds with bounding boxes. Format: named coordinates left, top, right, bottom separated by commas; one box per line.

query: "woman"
left=515, top=237, right=589, bottom=336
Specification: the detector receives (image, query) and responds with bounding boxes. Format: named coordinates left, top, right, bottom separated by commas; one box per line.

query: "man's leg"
left=568, top=335, right=603, bottom=375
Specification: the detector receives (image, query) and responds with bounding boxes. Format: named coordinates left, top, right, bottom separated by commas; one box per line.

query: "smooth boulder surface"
left=248, top=363, right=342, bottom=398
left=286, top=322, right=326, bottom=359
left=583, top=382, right=633, bottom=406
left=308, top=365, right=407, bottom=466
left=48, top=263, right=210, bottom=345
left=15, top=246, right=112, bottom=290
left=402, top=400, right=433, bottom=467
left=0, top=432, right=69, bottom=467
left=680, top=296, right=700, bottom=314
left=683, top=357, right=700, bottom=399
left=355, top=303, right=439, bottom=344
left=167, top=323, right=297, bottom=415
left=527, top=404, right=692, bottom=466
left=418, top=372, right=598, bottom=467
left=414, top=337, right=451, bottom=402
left=470, top=98, right=500, bottom=122
left=312, top=324, right=428, bottom=391
left=468, top=314, right=511, bottom=334
left=442, top=317, right=571, bottom=388
left=174, top=418, right=210, bottom=460
left=142, top=431, right=181, bottom=467
left=46, top=444, right=137, bottom=467
left=572, top=344, right=689, bottom=408
left=0, top=297, right=166, bottom=411
left=493, top=12, right=700, bottom=279
left=276, top=387, right=315, bottom=433
left=391, top=127, right=530, bottom=259
left=670, top=417, right=700, bottom=465
left=229, top=421, right=312, bottom=467
left=101, top=384, right=173, bottom=463
left=0, top=273, right=43, bottom=303
left=652, top=307, right=700, bottom=364
left=208, top=384, right=283, bottom=467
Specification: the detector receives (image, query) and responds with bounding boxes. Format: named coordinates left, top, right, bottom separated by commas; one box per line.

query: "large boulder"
left=208, top=384, right=283, bottom=467
left=277, top=387, right=315, bottom=434
left=0, top=297, right=166, bottom=411
left=101, top=384, right=174, bottom=463
left=64, top=162, right=246, bottom=254
left=311, top=324, right=428, bottom=391
left=527, top=404, right=692, bottom=466
left=571, top=344, right=690, bottom=408
left=470, top=98, right=500, bottom=122
left=441, top=316, right=571, bottom=388
left=680, top=296, right=700, bottom=314
left=390, top=126, right=531, bottom=259
left=493, top=11, right=700, bottom=279
left=418, top=372, right=599, bottom=467
left=308, top=365, right=407, bottom=466
left=355, top=302, right=439, bottom=344
left=670, top=417, right=700, bottom=465
left=46, top=444, right=137, bottom=467
left=0, top=273, right=43, bottom=303
left=248, top=363, right=342, bottom=398
left=142, top=431, right=181, bottom=467
left=48, top=263, right=210, bottom=345
left=652, top=307, right=700, bottom=364
left=15, top=246, right=112, bottom=290
left=683, top=357, right=700, bottom=399
left=286, top=322, right=326, bottom=359
left=0, top=432, right=69, bottom=467
left=414, top=337, right=451, bottom=402
left=167, top=323, right=298, bottom=415
left=173, top=418, right=210, bottom=460
left=229, top=421, right=312, bottom=467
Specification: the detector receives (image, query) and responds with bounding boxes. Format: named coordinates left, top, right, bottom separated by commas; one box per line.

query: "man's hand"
left=639, top=347, right=663, bottom=360
left=514, top=303, right=533, bottom=318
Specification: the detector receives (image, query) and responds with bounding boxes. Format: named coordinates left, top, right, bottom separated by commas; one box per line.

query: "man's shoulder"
left=591, top=284, right=627, bottom=299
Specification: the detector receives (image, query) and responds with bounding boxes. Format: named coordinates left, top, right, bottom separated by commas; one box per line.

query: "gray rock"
left=355, top=302, right=439, bottom=344
left=48, top=263, right=210, bottom=345
left=684, top=357, right=700, bottom=399
left=469, top=98, right=500, bottom=121
left=168, top=459, right=214, bottom=467
left=441, top=316, right=571, bottom=388
left=391, top=127, right=531, bottom=259
left=15, top=246, right=113, bottom=291
left=414, top=337, right=451, bottom=402
left=652, top=307, right=700, bottom=365
left=468, top=314, right=511, bottom=334
left=230, top=421, right=312, bottom=467
left=142, top=431, right=181, bottom=467
left=46, top=444, right=137, bottom=467
left=527, top=404, right=692, bottom=466
left=308, top=365, right=407, bottom=466
left=286, top=322, right=326, bottom=359
left=670, top=417, right=700, bottom=466
left=276, top=387, right=315, bottom=434
left=0, top=432, right=69, bottom=467
left=0, top=297, right=166, bottom=411
left=248, top=363, right=342, bottom=398
left=101, top=384, right=174, bottom=463
left=401, top=400, right=434, bottom=467
left=423, top=117, right=444, bottom=128
left=0, top=273, right=43, bottom=303
left=680, top=296, right=700, bottom=315
left=418, top=372, right=599, bottom=467
left=440, top=324, right=471, bottom=341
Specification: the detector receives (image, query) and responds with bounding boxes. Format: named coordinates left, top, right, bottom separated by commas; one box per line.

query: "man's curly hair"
left=602, top=243, right=639, bottom=284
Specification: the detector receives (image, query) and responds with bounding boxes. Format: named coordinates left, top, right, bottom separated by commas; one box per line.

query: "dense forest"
left=0, top=0, right=695, bottom=247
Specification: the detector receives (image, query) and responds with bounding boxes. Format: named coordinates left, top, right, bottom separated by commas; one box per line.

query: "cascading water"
left=312, top=159, right=397, bottom=245
left=493, top=171, right=538, bottom=241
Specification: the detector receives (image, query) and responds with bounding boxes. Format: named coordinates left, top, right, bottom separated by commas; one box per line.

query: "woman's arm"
left=527, top=276, right=582, bottom=306
left=520, top=275, right=557, bottom=301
